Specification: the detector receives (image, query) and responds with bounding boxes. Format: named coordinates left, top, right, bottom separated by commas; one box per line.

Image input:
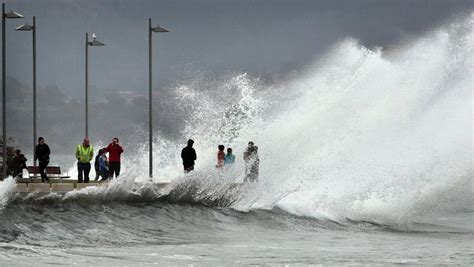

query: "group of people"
left=12, top=137, right=260, bottom=183
left=76, top=137, right=124, bottom=183
left=6, top=136, right=124, bottom=183
left=181, top=140, right=260, bottom=182
left=216, top=145, right=236, bottom=169
left=4, top=137, right=50, bottom=182
left=6, top=148, right=29, bottom=178
left=28, top=137, right=124, bottom=183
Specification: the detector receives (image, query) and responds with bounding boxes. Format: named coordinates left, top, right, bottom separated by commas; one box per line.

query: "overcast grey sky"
left=5, top=0, right=473, bottom=100
left=1, top=0, right=472, bottom=159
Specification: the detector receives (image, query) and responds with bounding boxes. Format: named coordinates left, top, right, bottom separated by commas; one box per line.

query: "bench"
left=26, top=166, right=70, bottom=179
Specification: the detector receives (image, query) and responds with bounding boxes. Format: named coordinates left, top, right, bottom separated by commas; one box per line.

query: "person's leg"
left=38, top=162, right=44, bottom=182
left=244, top=164, right=249, bottom=182
left=100, top=170, right=108, bottom=181
left=109, top=162, right=116, bottom=178
left=115, top=163, right=121, bottom=178
left=250, top=165, right=258, bottom=182
left=39, top=161, right=49, bottom=182
left=94, top=168, right=100, bottom=181
left=44, top=160, right=49, bottom=182
left=184, top=164, right=194, bottom=173
left=77, top=162, right=83, bottom=183
left=84, top=163, right=91, bottom=183
left=39, top=161, right=46, bottom=182
left=108, top=163, right=115, bottom=179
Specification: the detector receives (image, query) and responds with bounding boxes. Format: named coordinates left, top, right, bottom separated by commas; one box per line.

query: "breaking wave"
left=0, top=15, right=472, bottom=231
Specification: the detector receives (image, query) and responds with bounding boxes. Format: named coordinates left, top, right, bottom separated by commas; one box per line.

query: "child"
left=98, top=149, right=109, bottom=181
left=216, top=145, right=225, bottom=169
left=94, top=149, right=102, bottom=181
left=224, top=147, right=235, bottom=165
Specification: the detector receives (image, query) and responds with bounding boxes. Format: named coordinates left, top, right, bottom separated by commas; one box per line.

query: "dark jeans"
left=39, top=160, right=49, bottom=182
left=108, top=162, right=121, bottom=178
left=77, top=162, right=91, bottom=183
left=94, top=168, right=100, bottom=181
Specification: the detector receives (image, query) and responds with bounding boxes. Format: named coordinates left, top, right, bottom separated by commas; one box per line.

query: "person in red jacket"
left=105, top=137, right=124, bottom=179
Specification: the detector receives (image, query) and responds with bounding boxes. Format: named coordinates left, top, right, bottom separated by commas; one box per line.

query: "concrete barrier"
left=15, top=183, right=28, bottom=192
left=51, top=183, right=75, bottom=192
left=27, top=183, right=51, bottom=192
left=76, top=183, right=101, bottom=190
left=154, top=182, right=170, bottom=187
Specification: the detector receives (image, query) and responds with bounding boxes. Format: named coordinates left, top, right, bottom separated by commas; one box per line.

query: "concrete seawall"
left=14, top=182, right=172, bottom=193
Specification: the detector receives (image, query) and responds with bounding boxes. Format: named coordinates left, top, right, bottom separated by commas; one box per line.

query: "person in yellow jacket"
left=75, top=138, right=94, bottom=183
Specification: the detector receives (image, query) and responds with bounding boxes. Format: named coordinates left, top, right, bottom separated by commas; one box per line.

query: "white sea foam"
left=0, top=177, right=16, bottom=209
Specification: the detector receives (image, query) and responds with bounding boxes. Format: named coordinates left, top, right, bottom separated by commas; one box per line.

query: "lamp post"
left=148, top=18, right=169, bottom=179
left=15, top=16, right=36, bottom=173
left=85, top=32, right=104, bottom=139
left=2, top=3, right=23, bottom=179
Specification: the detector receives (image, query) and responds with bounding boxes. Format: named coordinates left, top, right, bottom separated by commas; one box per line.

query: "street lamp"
left=2, top=3, right=23, bottom=179
left=85, top=32, right=105, bottom=139
left=15, top=16, right=36, bottom=175
left=148, top=18, right=169, bottom=179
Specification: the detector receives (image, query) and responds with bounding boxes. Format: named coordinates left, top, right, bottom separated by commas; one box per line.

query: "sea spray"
left=55, top=15, right=474, bottom=227
left=0, top=177, right=16, bottom=209
left=254, top=16, right=473, bottom=224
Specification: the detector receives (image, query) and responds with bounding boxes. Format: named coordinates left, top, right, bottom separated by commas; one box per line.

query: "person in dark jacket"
left=181, top=139, right=197, bottom=173
left=12, top=150, right=27, bottom=178
left=6, top=149, right=18, bottom=177
left=35, top=137, right=51, bottom=182
left=94, top=148, right=103, bottom=181
left=98, top=149, right=109, bottom=181
left=105, top=137, right=124, bottom=179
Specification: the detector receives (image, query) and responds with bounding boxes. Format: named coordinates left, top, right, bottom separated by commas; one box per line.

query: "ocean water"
left=0, top=14, right=473, bottom=265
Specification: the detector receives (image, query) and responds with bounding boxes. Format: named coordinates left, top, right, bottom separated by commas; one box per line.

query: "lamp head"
left=15, top=23, right=33, bottom=31
left=151, top=25, right=169, bottom=33
left=89, top=33, right=105, bottom=46
left=5, top=10, right=23, bottom=19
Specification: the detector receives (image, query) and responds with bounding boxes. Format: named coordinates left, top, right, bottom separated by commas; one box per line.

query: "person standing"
left=105, top=137, right=124, bottom=179
left=224, top=147, right=235, bottom=165
left=75, top=138, right=94, bottom=183
left=216, top=145, right=225, bottom=169
left=181, top=139, right=197, bottom=173
left=35, top=137, right=51, bottom=183
left=243, top=141, right=259, bottom=182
